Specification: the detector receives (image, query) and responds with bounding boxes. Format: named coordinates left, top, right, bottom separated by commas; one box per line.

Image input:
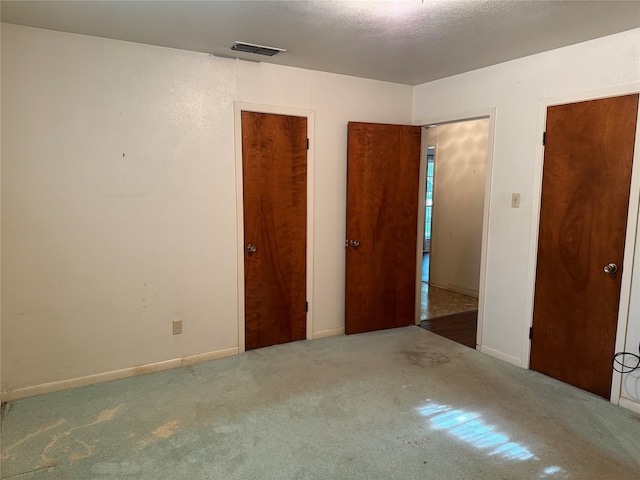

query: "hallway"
left=420, top=253, right=479, bottom=348
left=420, top=253, right=477, bottom=318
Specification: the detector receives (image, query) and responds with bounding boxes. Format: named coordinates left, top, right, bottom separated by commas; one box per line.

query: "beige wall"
left=0, top=24, right=412, bottom=397
left=427, top=119, right=489, bottom=297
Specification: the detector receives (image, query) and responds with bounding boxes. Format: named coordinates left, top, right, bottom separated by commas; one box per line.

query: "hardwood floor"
left=419, top=310, right=478, bottom=348
left=419, top=252, right=478, bottom=348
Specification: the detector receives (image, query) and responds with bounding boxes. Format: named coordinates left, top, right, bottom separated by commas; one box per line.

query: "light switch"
left=511, top=193, right=521, bottom=208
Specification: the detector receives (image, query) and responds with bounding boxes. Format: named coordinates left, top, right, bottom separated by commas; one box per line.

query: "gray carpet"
left=2, top=327, right=639, bottom=479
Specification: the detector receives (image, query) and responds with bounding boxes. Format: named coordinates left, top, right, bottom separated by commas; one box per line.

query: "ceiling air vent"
left=231, top=41, right=286, bottom=57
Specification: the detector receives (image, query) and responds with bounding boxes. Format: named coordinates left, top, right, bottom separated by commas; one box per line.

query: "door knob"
left=246, top=243, right=257, bottom=255
left=350, top=240, right=360, bottom=248
left=603, top=263, right=617, bottom=274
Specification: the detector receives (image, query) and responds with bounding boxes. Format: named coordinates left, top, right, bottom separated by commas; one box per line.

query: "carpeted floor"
left=2, top=327, right=639, bottom=479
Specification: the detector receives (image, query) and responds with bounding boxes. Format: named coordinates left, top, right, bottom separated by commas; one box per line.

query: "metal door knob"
left=246, top=243, right=257, bottom=254
left=603, top=263, right=617, bottom=274
left=350, top=240, right=360, bottom=248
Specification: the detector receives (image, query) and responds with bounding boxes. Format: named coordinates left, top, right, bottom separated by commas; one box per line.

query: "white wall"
left=428, top=119, right=488, bottom=297
left=0, top=24, right=412, bottom=397
left=236, top=62, right=413, bottom=338
left=4, top=22, right=639, bottom=406
left=414, top=28, right=640, bottom=402
left=622, top=208, right=640, bottom=405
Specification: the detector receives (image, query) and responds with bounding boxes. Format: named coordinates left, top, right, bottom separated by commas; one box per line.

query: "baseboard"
left=1, top=347, right=239, bottom=402
left=312, top=327, right=345, bottom=339
left=619, top=396, right=640, bottom=415
left=479, top=345, right=523, bottom=367
left=428, top=281, right=479, bottom=298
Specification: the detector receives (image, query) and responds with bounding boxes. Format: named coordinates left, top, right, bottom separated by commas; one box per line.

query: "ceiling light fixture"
left=231, top=41, right=286, bottom=57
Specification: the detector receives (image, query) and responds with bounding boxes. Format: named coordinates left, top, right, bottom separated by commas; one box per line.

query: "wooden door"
left=530, top=94, right=639, bottom=398
left=242, top=111, right=307, bottom=350
left=345, top=122, right=422, bottom=335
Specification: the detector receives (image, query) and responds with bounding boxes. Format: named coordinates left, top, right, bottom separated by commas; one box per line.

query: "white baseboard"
left=619, top=396, right=640, bottom=415
left=312, top=327, right=345, bottom=339
left=428, top=281, right=479, bottom=298
left=1, top=347, right=239, bottom=402
left=479, top=345, right=523, bottom=367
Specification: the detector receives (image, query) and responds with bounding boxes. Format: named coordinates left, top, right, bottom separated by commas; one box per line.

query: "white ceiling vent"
left=231, top=41, right=286, bottom=57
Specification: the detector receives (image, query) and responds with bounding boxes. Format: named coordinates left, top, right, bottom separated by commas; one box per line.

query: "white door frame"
left=414, top=108, right=497, bottom=349
left=233, top=102, right=315, bottom=353
left=522, top=84, right=640, bottom=404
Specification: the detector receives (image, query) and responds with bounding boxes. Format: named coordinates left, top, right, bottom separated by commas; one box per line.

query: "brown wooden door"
left=530, top=94, right=639, bottom=398
left=345, top=122, right=422, bottom=335
left=242, top=111, right=307, bottom=350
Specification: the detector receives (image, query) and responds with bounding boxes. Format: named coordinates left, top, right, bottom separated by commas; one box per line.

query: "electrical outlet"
left=511, top=193, right=521, bottom=208
left=172, top=319, right=183, bottom=335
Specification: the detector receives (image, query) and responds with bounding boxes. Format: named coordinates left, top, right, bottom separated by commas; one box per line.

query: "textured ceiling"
left=2, top=0, right=639, bottom=85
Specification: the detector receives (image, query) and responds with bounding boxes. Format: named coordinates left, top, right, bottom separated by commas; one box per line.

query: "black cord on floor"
left=613, top=342, right=640, bottom=374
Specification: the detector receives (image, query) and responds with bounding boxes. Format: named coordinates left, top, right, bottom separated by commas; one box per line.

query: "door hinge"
left=306, top=138, right=310, bottom=150
left=305, top=301, right=309, bottom=313
left=542, top=131, right=546, bottom=146
left=529, top=327, right=533, bottom=340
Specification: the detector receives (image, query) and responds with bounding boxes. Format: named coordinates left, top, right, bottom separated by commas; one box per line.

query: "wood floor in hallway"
left=419, top=310, right=477, bottom=348
left=420, top=252, right=478, bottom=348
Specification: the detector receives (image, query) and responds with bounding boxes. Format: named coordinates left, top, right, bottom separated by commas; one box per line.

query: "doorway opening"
left=418, top=118, right=490, bottom=349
